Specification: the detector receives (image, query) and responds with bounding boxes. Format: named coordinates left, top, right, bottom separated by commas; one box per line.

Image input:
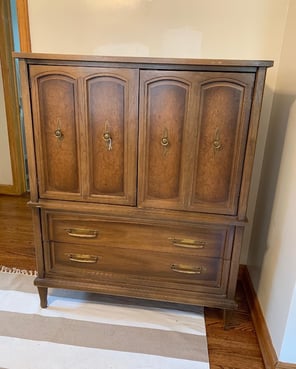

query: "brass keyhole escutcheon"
left=161, top=137, right=169, bottom=146
left=54, top=118, right=64, bottom=141
left=54, top=128, right=64, bottom=141
left=161, top=127, right=169, bottom=156
left=213, top=140, right=222, bottom=150
left=103, top=132, right=111, bottom=141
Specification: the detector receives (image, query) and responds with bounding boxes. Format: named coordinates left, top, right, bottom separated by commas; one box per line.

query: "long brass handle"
left=103, top=120, right=112, bottom=150
left=65, top=228, right=98, bottom=239
left=213, top=128, right=223, bottom=152
left=66, top=253, right=98, bottom=264
left=169, top=237, right=206, bottom=249
left=171, top=264, right=203, bottom=274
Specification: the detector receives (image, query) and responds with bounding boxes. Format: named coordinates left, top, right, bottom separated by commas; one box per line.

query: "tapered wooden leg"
left=223, top=309, right=235, bottom=330
left=37, top=287, right=48, bottom=308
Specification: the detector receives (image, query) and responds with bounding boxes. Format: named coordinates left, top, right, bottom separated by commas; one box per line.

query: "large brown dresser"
left=16, top=53, right=272, bottom=312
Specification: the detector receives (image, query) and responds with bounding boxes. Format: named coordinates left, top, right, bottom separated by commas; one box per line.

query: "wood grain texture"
left=241, top=265, right=296, bottom=369
left=138, top=70, right=256, bottom=215
left=18, top=60, right=38, bottom=201
left=13, top=52, right=273, bottom=68
left=0, top=0, right=26, bottom=194
left=16, top=0, right=31, bottom=53
left=0, top=194, right=35, bottom=270
left=276, top=363, right=296, bottom=369
left=28, top=65, right=138, bottom=205
left=205, top=279, right=266, bottom=369
left=0, top=194, right=267, bottom=368
left=192, top=73, right=254, bottom=215
left=241, top=265, right=277, bottom=369
left=16, top=54, right=272, bottom=325
left=237, top=67, right=268, bottom=220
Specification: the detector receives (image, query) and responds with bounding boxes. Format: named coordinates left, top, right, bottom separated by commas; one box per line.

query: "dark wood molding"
left=0, top=0, right=26, bottom=194
left=240, top=265, right=296, bottom=369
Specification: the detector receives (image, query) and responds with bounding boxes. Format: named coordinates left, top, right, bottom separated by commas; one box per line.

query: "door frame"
left=16, top=0, right=31, bottom=53
left=0, top=0, right=30, bottom=194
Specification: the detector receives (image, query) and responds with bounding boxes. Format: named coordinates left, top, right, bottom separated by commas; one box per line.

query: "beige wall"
left=28, top=0, right=286, bottom=61
left=0, top=61, right=13, bottom=185
left=27, top=0, right=289, bottom=262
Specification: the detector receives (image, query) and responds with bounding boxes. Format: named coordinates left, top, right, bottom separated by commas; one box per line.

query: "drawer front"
left=43, top=212, right=233, bottom=259
left=44, top=241, right=230, bottom=293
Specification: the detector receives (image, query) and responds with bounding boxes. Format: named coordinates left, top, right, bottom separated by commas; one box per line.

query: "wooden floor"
left=0, top=194, right=265, bottom=369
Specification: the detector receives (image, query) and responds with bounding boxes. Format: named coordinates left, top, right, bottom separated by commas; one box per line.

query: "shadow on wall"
left=248, top=92, right=296, bottom=290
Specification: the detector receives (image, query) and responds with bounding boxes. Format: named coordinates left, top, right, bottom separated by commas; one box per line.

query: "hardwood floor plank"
left=205, top=284, right=265, bottom=368
left=0, top=194, right=266, bottom=368
left=0, top=194, right=35, bottom=270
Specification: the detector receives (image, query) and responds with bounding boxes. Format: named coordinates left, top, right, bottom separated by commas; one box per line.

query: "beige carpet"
left=0, top=266, right=209, bottom=369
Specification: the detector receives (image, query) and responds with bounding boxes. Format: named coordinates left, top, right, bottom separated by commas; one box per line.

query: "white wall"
left=248, top=0, right=296, bottom=363
left=257, top=99, right=296, bottom=361
left=281, top=285, right=296, bottom=361
left=0, top=61, right=13, bottom=185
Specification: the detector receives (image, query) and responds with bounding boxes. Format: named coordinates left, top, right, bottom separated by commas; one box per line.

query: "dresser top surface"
left=13, top=52, right=273, bottom=69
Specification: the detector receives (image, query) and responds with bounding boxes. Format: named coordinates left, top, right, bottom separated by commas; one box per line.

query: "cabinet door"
left=30, top=65, right=82, bottom=200
left=138, top=70, right=197, bottom=210
left=85, top=68, right=138, bottom=205
left=30, top=65, right=138, bottom=205
left=138, top=70, right=255, bottom=215
left=188, top=72, right=255, bottom=215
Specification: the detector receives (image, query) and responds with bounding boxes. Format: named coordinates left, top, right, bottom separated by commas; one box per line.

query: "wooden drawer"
left=45, top=241, right=230, bottom=292
left=43, top=212, right=234, bottom=259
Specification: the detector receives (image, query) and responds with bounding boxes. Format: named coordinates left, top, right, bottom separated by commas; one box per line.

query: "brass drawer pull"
left=65, top=228, right=98, bottom=238
left=66, top=253, right=98, bottom=264
left=171, top=264, right=204, bottom=275
left=169, top=237, right=206, bottom=249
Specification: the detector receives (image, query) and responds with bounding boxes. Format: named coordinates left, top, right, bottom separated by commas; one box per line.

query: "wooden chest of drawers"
left=16, top=53, right=272, bottom=312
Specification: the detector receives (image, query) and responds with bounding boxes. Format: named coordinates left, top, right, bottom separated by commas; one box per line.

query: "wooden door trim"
left=16, top=0, right=31, bottom=53
left=0, top=0, right=26, bottom=194
left=239, top=265, right=296, bottom=369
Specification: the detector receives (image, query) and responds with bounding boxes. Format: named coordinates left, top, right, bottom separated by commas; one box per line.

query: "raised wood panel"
left=85, top=69, right=138, bottom=205
left=31, top=70, right=81, bottom=198
left=145, top=81, right=186, bottom=200
left=139, top=71, right=255, bottom=215
left=88, top=77, right=124, bottom=195
left=138, top=71, right=196, bottom=210
left=189, top=74, right=255, bottom=215
left=30, top=66, right=138, bottom=204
